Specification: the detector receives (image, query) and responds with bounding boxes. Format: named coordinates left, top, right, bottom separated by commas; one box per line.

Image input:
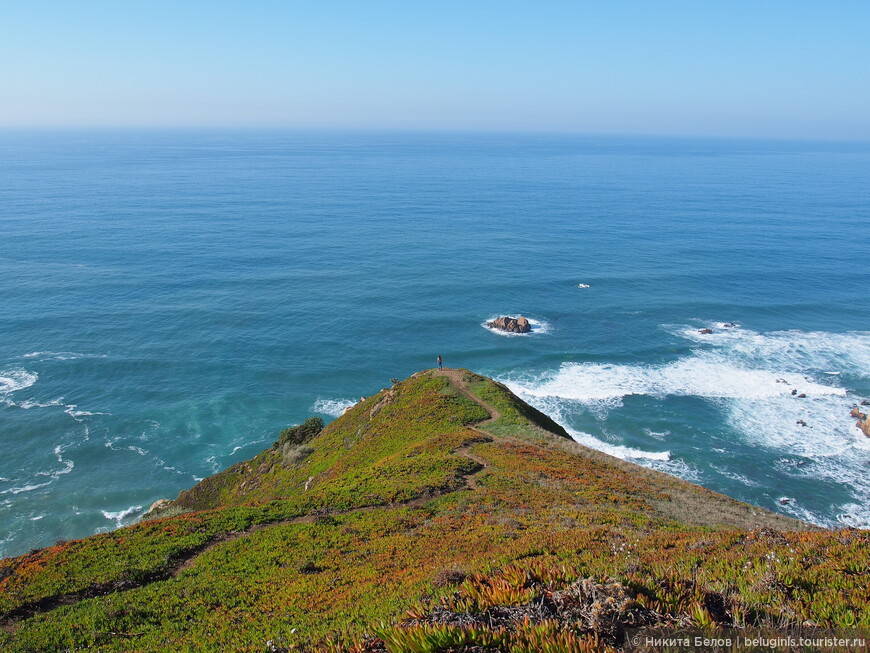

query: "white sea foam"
left=0, top=481, right=53, bottom=495
left=726, top=392, right=870, bottom=527
left=501, top=323, right=870, bottom=528
left=501, top=387, right=671, bottom=463
left=837, top=504, right=870, bottom=529
left=36, top=446, right=75, bottom=479
left=20, top=351, right=107, bottom=361
left=0, top=369, right=38, bottom=397
left=16, top=398, right=63, bottom=409
left=506, top=355, right=843, bottom=403
left=101, top=505, right=143, bottom=527
left=4, top=391, right=106, bottom=421
left=64, top=404, right=108, bottom=421
left=572, top=430, right=671, bottom=462
left=643, top=429, right=670, bottom=439
left=312, top=398, right=356, bottom=417
left=1, top=446, right=75, bottom=495
left=719, top=470, right=762, bottom=488
left=668, top=324, right=870, bottom=378
left=577, top=283, right=591, bottom=289
left=647, top=458, right=703, bottom=483
left=481, top=315, right=551, bottom=337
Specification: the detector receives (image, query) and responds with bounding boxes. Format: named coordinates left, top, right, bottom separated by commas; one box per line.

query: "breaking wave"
left=101, top=505, right=143, bottom=527
left=312, top=398, right=357, bottom=417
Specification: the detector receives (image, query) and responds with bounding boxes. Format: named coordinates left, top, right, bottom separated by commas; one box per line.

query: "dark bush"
left=274, top=416, right=324, bottom=449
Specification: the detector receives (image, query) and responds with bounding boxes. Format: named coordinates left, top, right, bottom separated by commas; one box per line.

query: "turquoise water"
left=1, top=131, right=869, bottom=557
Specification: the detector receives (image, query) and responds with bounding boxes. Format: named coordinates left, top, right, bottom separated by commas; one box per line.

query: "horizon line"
left=1, top=126, right=868, bottom=146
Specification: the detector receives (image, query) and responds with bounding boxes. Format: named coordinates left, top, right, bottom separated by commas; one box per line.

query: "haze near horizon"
left=2, top=1, right=869, bottom=139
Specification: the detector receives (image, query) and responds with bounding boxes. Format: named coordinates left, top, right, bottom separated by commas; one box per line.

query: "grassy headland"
left=1, top=369, right=867, bottom=651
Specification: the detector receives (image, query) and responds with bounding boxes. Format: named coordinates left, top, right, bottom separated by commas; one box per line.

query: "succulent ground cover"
left=1, top=369, right=867, bottom=651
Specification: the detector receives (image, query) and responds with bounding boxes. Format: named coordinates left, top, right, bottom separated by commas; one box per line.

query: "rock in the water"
left=861, top=399, right=870, bottom=406
left=850, top=406, right=867, bottom=421
left=698, top=328, right=713, bottom=334
left=857, top=416, right=870, bottom=438
left=487, top=315, right=532, bottom=334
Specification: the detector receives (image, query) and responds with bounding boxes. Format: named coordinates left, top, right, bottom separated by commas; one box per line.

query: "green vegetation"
left=275, top=417, right=325, bottom=449
left=463, top=371, right=570, bottom=440
left=1, top=369, right=867, bottom=651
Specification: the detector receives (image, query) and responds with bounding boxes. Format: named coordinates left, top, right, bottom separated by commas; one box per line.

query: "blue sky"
left=2, top=1, right=868, bottom=138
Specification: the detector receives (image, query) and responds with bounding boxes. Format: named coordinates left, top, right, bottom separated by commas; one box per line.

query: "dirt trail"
left=434, top=367, right=506, bottom=491
left=435, top=368, right=502, bottom=424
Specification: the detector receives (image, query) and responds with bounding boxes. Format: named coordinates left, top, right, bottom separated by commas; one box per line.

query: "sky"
left=1, top=1, right=869, bottom=139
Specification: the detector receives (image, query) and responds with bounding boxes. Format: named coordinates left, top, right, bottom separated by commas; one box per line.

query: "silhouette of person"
left=437, top=355, right=443, bottom=370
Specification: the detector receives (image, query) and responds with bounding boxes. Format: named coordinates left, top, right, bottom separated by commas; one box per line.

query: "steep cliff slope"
left=1, top=370, right=866, bottom=651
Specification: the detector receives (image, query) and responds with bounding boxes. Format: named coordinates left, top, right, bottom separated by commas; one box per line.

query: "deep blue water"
left=1, top=131, right=869, bottom=557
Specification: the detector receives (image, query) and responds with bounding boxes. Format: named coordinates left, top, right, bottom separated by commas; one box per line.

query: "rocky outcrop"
left=487, top=316, right=531, bottom=334
left=143, top=499, right=172, bottom=520
left=850, top=406, right=870, bottom=438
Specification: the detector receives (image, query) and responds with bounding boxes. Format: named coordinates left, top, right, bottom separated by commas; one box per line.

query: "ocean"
left=1, top=130, right=868, bottom=557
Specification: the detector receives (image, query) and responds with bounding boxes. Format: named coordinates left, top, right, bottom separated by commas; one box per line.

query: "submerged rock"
left=487, top=315, right=531, bottom=334
left=698, top=328, right=713, bottom=334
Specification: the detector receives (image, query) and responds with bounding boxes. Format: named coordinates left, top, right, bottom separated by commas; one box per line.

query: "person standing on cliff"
left=437, top=355, right=443, bottom=370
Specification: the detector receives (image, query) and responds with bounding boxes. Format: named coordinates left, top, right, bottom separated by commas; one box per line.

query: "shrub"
left=274, top=417, right=324, bottom=449
left=282, top=444, right=314, bottom=467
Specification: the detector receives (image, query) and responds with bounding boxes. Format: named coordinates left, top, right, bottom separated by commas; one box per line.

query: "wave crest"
left=312, top=398, right=356, bottom=417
